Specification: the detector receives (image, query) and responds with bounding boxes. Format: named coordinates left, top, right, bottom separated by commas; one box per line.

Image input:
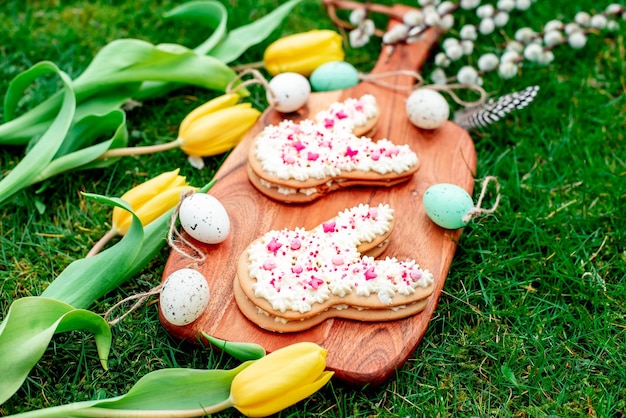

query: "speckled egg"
left=268, top=72, right=311, bottom=113
left=160, top=268, right=210, bottom=326
left=310, top=61, right=360, bottom=92
left=179, top=193, right=230, bottom=244
left=406, top=88, right=450, bottom=129
left=423, top=183, right=474, bottom=229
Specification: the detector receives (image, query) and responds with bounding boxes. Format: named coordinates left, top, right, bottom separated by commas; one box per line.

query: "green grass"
left=1, top=0, right=625, bottom=416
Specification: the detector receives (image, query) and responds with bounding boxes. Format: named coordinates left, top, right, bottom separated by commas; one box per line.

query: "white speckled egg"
left=406, top=88, right=450, bottom=129
left=179, top=193, right=230, bottom=244
left=160, top=268, right=210, bottom=326
left=267, top=72, right=311, bottom=113
left=423, top=183, right=474, bottom=229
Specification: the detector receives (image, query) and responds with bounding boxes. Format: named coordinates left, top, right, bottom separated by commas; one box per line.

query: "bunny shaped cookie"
left=234, top=203, right=434, bottom=333
left=247, top=95, right=420, bottom=203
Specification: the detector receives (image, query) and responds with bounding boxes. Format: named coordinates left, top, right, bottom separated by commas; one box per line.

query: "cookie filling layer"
left=254, top=301, right=421, bottom=324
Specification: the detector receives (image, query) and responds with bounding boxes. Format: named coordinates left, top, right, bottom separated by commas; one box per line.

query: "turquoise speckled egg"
left=310, top=61, right=360, bottom=92
left=423, top=183, right=474, bottom=229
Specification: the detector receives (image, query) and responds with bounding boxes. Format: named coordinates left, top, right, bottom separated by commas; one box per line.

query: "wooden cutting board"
left=160, top=5, right=476, bottom=386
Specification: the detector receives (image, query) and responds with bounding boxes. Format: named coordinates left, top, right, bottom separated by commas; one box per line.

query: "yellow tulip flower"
left=100, top=94, right=260, bottom=160
left=177, top=93, right=261, bottom=157
left=87, top=169, right=195, bottom=257
left=264, top=30, right=345, bottom=76
left=229, top=342, right=334, bottom=417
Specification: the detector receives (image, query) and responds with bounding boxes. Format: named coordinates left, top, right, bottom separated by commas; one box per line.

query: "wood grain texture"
left=159, top=5, right=476, bottom=386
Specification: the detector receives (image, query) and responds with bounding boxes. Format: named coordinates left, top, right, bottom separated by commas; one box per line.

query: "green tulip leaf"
left=41, top=194, right=144, bottom=309
left=1, top=38, right=237, bottom=147
left=202, top=332, right=266, bottom=362
left=209, top=0, right=304, bottom=63
left=75, top=39, right=236, bottom=90
left=163, top=0, right=228, bottom=56
left=0, top=62, right=75, bottom=206
left=7, top=363, right=252, bottom=417
left=0, top=297, right=112, bottom=405
left=30, top=109, right=128, bottom=183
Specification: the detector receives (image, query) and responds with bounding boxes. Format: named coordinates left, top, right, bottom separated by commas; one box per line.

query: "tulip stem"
left=86, top=228, right=119, bottom=257
left=23, top=398, right=237, bottom=418
left=99, top=139, right=183, bottom=159
left=231, top=60, right=265, bottom=72
left=82, top=399, right=234, bottom=417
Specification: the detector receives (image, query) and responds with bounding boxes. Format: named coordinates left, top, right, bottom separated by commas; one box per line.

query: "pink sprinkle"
left=355, top=102, right=364, bottom=111
left=307, top=151, right=319, bottom=161
left=309, top=277, right=324, bottom=289
left=293, top=140, right=305, bottom=152
left=263, top=260, right=276, bottom=270
left=336, top=110, right=348, bottom=119
left=292, top=265, right=303, bottom=274
left=267, top=238, right=282, bottom=254
left=385, top=147, right=399, bottom=157
left=323, top=221, right=336, bottom=233
left=282, top=154, right=295, bottom=164
left=368, top=207, right=378, bottom=219
left=332, top=255, right=344, bottom=266
left=345, top=147, right=358, bottom=158
left=324, top=118, right=335, bottom=128
left=371, top=150, right=381, bottom=161
left=364, top=267, right=377, bottom=280
left=290, top=238, right=301, bottom=250
left=410, top=270, right=423, bottom=280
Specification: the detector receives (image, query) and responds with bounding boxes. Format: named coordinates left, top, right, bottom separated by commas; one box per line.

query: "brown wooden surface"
left=160, top=5, right=476, bottom=386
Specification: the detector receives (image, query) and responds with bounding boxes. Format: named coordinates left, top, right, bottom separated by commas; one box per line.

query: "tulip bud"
left=177, top=94, right=261, bottom=157
left=229, top=342, right=334, bottom=417
left=264, top=30, right=345, bottom=76
left=112, top=169, right=194, bottom=235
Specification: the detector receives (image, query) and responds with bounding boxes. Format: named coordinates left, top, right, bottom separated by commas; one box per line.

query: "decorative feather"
left=454, top=85, right=539, bottom=130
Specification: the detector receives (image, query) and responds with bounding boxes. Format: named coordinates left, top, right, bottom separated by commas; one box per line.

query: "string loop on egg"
left=463, top=176, right=501, bottom=223
left=168, top=189, right=207, bottom=264
left=359, top=69, right=487, bottom=108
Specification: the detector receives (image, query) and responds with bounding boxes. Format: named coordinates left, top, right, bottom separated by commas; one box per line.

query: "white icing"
left=247, top=204, right=434, bottom=314
left=253, top=95, right=418, bottom=183
left=314, top=94, right=379, bottom=130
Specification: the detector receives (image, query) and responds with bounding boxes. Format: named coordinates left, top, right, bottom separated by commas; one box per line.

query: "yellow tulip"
left=112, top=169, right=194, bottom=235
left=264, top=30, right=345, bottom=76
left=100, top=94, right=260, bottom=161
left=177, top=93, right=261, bottom=157
left=229, top=342, right=334, bottom=417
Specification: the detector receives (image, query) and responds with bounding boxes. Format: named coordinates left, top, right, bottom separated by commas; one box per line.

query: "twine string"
left=360, top=70, right=487, bottom=107
left=462, top=176, right=501, bottom=223
left=426, top=83, right=488, bottom=107
left=226, top=68, right=277, bottom=104
left=167, top=189, right=207, bottom=264
left=359, top=69, right=425, bottom=90
left=104, top=284, right=163, bottom=326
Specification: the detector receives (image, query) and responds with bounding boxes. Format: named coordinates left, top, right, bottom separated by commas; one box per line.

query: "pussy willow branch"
left=324, top=0, right=459, bottom=45
left=323, top=0, right=399, bottom=37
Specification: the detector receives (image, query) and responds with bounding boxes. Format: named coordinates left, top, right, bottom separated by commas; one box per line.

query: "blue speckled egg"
left=310, top=61, right=360, bottom=92
left=423, top=183, right=474, bottom=229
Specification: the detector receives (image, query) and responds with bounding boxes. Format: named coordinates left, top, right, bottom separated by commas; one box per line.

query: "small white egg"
left=160, top=268, right=210, bottom=326
left=406, top=88, right=450, bottom=130
left=179, top=193, right=230, bottom=244
left=267, top=72, right=311, bottom=113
